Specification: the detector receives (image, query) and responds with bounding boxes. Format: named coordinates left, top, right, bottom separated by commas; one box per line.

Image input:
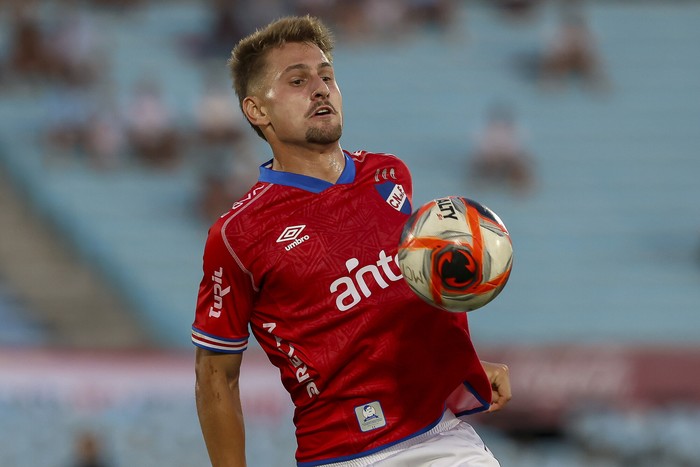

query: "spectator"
left=468, top=103, right=535, bottom=194
left=329, top=1, right=367, bottom=40
left=6, top=7, right=53, bottom=83
left=195, top=77, right=246, bottom=148
left=193, top=76, right=258, bottom=223
left=197, top=147, right=258, bottom=224
left=181, top=1, right=293, bottom=61
left=293, top=0, right=338, bottom=23
left=68, top=431, right=112, bottom=467
left=84, top=99, right=126, bottom=170
left=494, top=0, right=541, bottom=23
left=406, top=0, right=456, bottom=32
left=181, top=0, right=246, bottom=61
left=43, top=82, right=93, bottom=162
left=362, top=0, right=408, bottom=40
left=124, top=79, right=181, bottom=170
left=538, top=11, right=609, bottom=91
left=45, top=3, right=101, bottom=87
left=88, top=0, right=141, bottom=9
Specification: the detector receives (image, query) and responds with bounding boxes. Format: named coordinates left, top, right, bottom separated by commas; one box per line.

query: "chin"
left=306, top=125, right=342, bottom=145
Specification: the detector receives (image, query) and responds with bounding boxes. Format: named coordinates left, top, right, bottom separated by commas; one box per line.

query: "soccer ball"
left=397, top=196, right=513, bottom=312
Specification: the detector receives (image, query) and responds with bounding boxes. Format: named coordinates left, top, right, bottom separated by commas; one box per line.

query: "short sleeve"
left=191, top=219, right=255, bottom=353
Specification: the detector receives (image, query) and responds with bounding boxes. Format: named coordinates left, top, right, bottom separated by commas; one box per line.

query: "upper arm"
left=195, top=347, right=244, bottom=386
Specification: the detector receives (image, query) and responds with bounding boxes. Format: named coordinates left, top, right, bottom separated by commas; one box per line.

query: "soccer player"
left=192, top=15, right=511, bottom=467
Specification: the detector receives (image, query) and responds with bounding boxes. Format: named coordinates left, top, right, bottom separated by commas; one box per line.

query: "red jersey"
left=192, top=151, right=491, bottom=466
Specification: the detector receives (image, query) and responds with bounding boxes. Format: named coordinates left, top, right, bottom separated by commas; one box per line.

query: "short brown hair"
left=228, top=15, right=335, bottom=139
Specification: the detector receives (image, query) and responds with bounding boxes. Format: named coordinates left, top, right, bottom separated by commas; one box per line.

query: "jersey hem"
left=191, top=326, right=248, bottom=353
left=453, top=381, right=491, bottom=417
left=191, top=341, right=246, bottom=354
left=296, top=409, right=445, bottom=467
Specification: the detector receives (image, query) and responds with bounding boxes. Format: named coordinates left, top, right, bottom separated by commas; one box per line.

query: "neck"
left=270, top=143, right=345, bottom=184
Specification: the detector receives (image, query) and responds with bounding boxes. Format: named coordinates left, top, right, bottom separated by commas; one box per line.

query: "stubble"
left=306, top=124, right=342, bottom=145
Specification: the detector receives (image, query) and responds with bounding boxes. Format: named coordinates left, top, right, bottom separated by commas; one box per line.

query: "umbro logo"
left=277, top=225, right=306, bottom=242
left=277, top=225, right=310, bottom=251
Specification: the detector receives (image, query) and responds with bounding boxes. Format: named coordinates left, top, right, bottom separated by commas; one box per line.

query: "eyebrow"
left=282, top=62, right=333, bottom=74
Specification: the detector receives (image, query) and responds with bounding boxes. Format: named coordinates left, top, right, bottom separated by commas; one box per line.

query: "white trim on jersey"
left=313, top=410, right=499, bottom=467
left=220, top=184, right=274, bottom=293
left=191, top=327, right=248, bottom=353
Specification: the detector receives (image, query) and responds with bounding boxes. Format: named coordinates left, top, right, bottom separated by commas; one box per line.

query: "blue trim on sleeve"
left=191, top=340, right=246, bottom=354
left=191, top=326, right=249, bottom=343
left=192, top=341, right=248, bottom=354
left=191, top=326, right=248, bottom=353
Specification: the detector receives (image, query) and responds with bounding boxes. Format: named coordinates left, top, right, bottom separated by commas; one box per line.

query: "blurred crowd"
left=0, top=0, right=610, bottom=220
left=0, top=0, right=463, bottom=224
left=2, top=3, right=698, bottom=467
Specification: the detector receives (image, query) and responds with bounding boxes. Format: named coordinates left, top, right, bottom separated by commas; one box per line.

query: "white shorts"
left=320, top=410, right=500, bottom=467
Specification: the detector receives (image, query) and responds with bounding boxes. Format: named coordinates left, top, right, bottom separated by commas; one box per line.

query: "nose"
left=312, top=75, right=330, bottom=99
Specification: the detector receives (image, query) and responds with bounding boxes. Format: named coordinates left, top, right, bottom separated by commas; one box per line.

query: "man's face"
left=256, top=42, right=343, bottom=146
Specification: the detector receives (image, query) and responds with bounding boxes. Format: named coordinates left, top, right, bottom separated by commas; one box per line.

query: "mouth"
left=308, top=104, right=335, bottom=118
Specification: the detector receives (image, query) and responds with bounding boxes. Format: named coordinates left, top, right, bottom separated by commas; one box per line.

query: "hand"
left=481, top=361, right=512, bottom=413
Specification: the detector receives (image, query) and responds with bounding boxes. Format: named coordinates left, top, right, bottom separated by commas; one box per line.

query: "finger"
left=487, top=391, right=509, bottom=412
left=489, top=375, right=512, bottom=413
left=495, top=373, right=512, bottom=403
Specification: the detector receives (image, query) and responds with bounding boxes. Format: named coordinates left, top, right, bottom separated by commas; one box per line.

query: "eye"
left=322, top=76, right=333, bottom=82
left=290, top=78, right=305, bottom=86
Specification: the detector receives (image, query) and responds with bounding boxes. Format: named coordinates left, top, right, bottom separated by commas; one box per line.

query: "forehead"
left=264, top=42, right=332, bottom=76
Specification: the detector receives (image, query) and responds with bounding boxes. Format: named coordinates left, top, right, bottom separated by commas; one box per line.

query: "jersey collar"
left=258, top=151, right=356, bottom=193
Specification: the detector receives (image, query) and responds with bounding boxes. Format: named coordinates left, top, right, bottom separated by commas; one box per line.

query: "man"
left=192, top=15, right=511, bottom=467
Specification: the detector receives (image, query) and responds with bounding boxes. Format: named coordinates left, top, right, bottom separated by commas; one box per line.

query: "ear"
left=242, top=96, right=270, bottom=129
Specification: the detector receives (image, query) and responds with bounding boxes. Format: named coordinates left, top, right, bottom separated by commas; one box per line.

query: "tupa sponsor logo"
left=277, top=225, right=310, bottom=251
left=209, top=266, right=230, bottom=318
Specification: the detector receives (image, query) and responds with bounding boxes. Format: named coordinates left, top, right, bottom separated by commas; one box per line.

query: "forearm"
left=195, top=357, right=246, bottom=467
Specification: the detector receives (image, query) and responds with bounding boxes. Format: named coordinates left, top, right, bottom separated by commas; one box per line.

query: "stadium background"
left=1, top=0, right=699, bottom=466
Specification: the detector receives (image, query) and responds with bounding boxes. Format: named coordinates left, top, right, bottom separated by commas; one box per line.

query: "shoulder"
left=346, top=150, right=411, bottom=176
left=346, top=149, right=404, bottom=165
left=206, top=182, right=275, bottom=240
left=201, top=182, right=281, bottom=271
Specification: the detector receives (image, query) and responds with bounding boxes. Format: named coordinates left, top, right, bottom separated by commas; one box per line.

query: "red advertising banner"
left=0, top=348, right=289, bottom=419
left=476, top=345, right=700, bottom=432
left=2, top=345, right=699, bottom=433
